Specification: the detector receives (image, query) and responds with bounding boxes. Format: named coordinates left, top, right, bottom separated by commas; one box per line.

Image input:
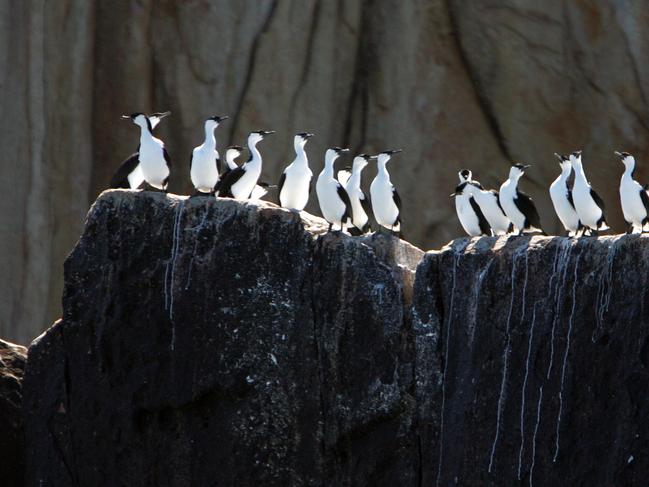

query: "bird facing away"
left=223, top=145, right=246, bottom=174
left=122, top=113, right=171, bottom=191
left=190, top=115, right=228, bottom=194
left=616, top=151, right=649, bottom=233
left=109, top=111, right=171, bottom=189
left=458, top=169, right=473, bottom=183
left=549, top=153, right=581, bottom=236
left=278, top=133, right=314, bottom=211
left=570, top=150, right=609, bottom=235
left=498, top=164, right=544, bottom=235
left=452, top=181, right=491, bottom=237
left=218, top=130, right=275, bottom=199
left=316, top=147, right=353, bottom=231
left=370, top=150, right=403, bottom=234
left=462, top=175, right=512, bottom=235
left=340, top=154, right=374, bottom=235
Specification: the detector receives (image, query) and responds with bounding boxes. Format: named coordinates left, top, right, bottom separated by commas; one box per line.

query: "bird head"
left=458, top=169, right=472, bottom=182
left=509, top=163, right=530, bottom=179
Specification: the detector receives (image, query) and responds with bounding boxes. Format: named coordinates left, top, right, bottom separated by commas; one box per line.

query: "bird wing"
left=566, top=181, right=576, bottom=209
left=163, top=147, right=172, bottom=168
left=218, top=167, right=246, bottom=198
left=641, top=186, right=649, bottom=216
left=250, top=185, right=269, bottom=200
left=392, top=186, right=403, bottom=225
left=216, top=155, right=222, bottom=175
left=109, top=153, right=140, bottom=189
left=392, top=186, right=402, bottom=211
left=589, top=187, right=606, bottom=213
left=277, top=171, right=287, bottom=203
left=469, top=196, right=491, bottom=235
left=490, top=189, right=507, bottom=215
left=336, top=183, right=353, bottom=224
left=189, top=152, right=193, bottom=171
left=360, top=190, right=372, bottom=217
left=515, top=191, right=543, bottom=230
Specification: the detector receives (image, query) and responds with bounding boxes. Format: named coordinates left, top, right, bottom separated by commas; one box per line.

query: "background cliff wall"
left=4, top=0, right=649, bottom=344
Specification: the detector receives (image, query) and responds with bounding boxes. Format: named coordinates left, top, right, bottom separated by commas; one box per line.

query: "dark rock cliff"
left=21, top=191, right=649, bottom=486
left=23, top=191, right=423, bottom=486
left=414, top=236, right=649, bottom=486
left=0, top=339, right=27, bottom=486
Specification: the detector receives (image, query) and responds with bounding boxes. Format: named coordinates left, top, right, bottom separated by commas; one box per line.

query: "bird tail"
left=250, top=185, right=268, bottom=200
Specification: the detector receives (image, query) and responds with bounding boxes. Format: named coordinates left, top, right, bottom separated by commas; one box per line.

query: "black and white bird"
left=616, top=151, right=649, bottom=233
left=338, top=154, right=374, bottom=235
left=278, top=133, right=314, bottom=210
left=121, top=112, right=171, bottom=191
left=109, top=111, right=171, bottom=189
left=549, top=153, right=581, bottom=236
left=451, top=181, right=491, bottom=237
left=462, top=175, right=512, bottom=235
left=218, top=130, right=275, bottom=199
left=458, top=169, right=473, bottom=183
left=316, top=147, right=353, bottom=231
left=370, top=150, right=403, bottom=234
left=570, top=150, right=609, bottom=235
left=222, top=145, right=246, bottom=176
left=498, top=164, right=544, bottom=235
left=190, top=115, right=228, bottom=195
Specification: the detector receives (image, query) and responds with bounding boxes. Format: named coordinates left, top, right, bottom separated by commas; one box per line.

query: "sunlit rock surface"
left=414, top=235, right=649, bottom=486
left=0, top=339, right=27, bottom=487
left=23, top=190, right=423, bottom=486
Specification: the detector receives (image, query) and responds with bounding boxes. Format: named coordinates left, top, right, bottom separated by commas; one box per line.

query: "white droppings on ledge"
left=553, top=248, right=583, bottom=462
left=489, top=247, right=526, bottom=473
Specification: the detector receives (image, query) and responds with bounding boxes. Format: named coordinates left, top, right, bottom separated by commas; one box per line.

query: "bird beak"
left=216, top=115, right=229, bottom=122
left=449, top=192, right=457, bottom=198
left=553, top=153, right=563, bottom=161
left=262, top=130, right=276, bottom=136
left=369, top=155, right=378, bottom=160
left=157, top=111, right=171, bottom=118
left=614, top=151, right=624, bottom=160
left=305, top=133, right=315, bottom=139
left=340, top=148, right=350, bottom=153
left=121, top=115, right=131, bottom=120
left=523, top=164, right=532, bottom=169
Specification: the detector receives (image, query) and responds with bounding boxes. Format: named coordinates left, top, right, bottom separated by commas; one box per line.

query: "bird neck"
left=559, top=166, right=571, bottom=180
left=508, top=174, right=521, bottom=188
left=572, top=161, right=587, bottom=183
left=247, top=140, right=262, bottom=168
left=324, top=155, right=337, bottom=177
left=203, top=125, right=216, bottom=147
left=226, top=154, right=239, bottom=170
left=377, top=160, right=390, bottom=180
left=349, top=168, right=362, bottom=188
left=293, top=142, right=308, bottom=166
left=623, top=161, right=636, bottom=178
left=138, top=122, right=154, bottom=144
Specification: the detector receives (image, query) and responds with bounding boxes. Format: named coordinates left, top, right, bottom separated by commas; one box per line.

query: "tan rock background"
left=2, top=0, right=649, bottom=344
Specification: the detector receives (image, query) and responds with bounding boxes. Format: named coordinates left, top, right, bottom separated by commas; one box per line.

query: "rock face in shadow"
left=414, top=236, right=649, bottom=486
left=23, top=190, right=423, bottom=486
left=22, top=190, right=649, bottom=486
left=0, top=339, right=27, bottom=487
